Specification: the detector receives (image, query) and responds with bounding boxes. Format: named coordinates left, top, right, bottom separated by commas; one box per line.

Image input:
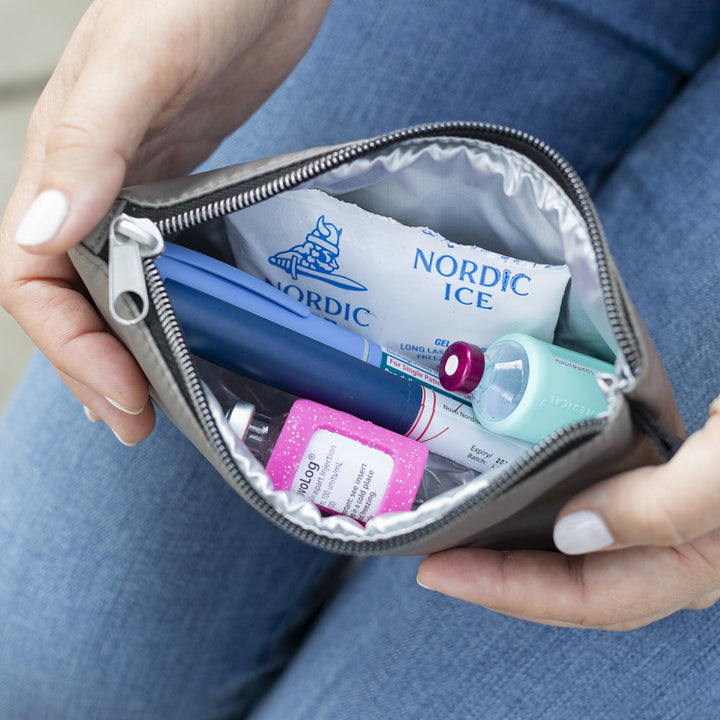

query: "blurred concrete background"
left=0, top=0, right=90, bottom=410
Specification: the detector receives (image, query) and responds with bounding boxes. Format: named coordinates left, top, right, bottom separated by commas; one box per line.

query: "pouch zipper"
left=106, top=121, right=640, bottom=553
left=108, top=215, right=165, bottom=326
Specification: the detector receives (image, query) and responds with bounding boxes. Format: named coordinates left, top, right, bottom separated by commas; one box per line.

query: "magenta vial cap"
left=439, top=341, right=486, bottom=393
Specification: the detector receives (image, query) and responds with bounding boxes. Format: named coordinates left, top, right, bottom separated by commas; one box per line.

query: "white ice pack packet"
left=225, top=189, right=570, bottom=367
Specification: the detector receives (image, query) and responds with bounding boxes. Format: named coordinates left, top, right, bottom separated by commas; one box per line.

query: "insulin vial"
left=228, top=399, right=429, bottom=524
left=439, top=333, right=615, bottom=445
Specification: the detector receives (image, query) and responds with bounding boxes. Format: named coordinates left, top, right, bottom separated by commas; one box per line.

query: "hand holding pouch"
left=69, top=122, right=685, bottom=555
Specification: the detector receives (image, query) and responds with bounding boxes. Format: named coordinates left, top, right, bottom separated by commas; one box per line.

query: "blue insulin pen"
left=154, top=243, right=529, bottom=472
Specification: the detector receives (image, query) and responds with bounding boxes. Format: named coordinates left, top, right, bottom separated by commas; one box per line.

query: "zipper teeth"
left=156, top=121, right=639, bottom=372
left=493, top=131, right=639, bottom=373
left=401, top=418, right=605, bottom=544
left=547, top=158, right=639, bottom=373
left=147, top=261, right=609, bottom=554
left=139, top=120, right=633, bottom=552
left=144, top=260, right=324, bottom=542
left=147, top=249, right=606, bottom=553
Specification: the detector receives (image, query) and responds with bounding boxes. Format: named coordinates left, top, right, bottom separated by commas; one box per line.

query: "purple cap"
left=439, top=341, right=486, bottom=393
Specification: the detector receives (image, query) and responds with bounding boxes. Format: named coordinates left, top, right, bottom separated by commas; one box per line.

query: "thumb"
left=13, top=41, right=171, bottom=253
left=553, top=401, right=720, bottom=554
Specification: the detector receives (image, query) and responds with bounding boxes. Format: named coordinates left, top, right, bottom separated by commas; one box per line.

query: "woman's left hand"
left=417, top=395, right=720, bottom=630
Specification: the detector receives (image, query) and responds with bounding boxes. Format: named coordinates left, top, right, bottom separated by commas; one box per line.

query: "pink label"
left=264, top=400, right=428, bottom=522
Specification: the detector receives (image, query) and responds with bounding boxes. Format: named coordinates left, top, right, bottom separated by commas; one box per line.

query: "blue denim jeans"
left=2, top=1, right=720, bottom=718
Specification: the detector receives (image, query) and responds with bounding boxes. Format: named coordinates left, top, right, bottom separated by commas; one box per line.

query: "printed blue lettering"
left=414, top=251, right=533, bottom=300
left=400, top=343, right=425, bottom=353
left=267, top=279, right=371, bottom=328
left=479, top=265, right=500, bottom=287
left=435, top=255, right=458, bottom=278
left=352, top=307, right=370, bottom=327
left=510, top=274, right=531, bottom=296
left=413, top=248, right=434, bottom=272
left=459, top=259, right=478, bottom=283
left=444, top=282, right=494, bottom=310
left=306, top=290, right=322, bottom=311
left=501, top=268, right=512, bottom=292
left=455, top=286, right=474, bottom=306
left=324, top=296, right=342, bottom=317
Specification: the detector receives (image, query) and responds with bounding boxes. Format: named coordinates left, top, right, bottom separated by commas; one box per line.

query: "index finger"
left=1, top=240, right=153, bottom=439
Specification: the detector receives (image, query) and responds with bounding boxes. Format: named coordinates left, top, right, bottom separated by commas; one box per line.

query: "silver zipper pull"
left=108, top=214, right=164, bottom=326
left=596, top=361, right=633, bottom=415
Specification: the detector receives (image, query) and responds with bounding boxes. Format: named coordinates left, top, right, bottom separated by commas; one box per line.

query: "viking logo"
left=268, top=215, right=368, bottom=291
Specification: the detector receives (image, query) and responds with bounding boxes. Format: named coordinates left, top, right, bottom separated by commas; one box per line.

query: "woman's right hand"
left=0, top=0, right=330, bottom=445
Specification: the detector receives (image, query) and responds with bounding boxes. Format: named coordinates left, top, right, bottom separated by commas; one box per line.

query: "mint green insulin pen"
left=439, top=332, right=616, bottom=445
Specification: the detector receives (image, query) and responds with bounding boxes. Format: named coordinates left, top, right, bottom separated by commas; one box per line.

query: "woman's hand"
left=417, top=395, right=720, bottom=630
left=0, top=0, right=330, bottom=445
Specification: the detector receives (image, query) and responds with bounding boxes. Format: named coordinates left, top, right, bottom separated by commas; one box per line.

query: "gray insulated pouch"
left=69, top=122, right=685, bottom=556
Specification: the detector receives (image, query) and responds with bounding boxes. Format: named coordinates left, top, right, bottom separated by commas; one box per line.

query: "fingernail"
left=111, top=428, right=139, bottom=447
left=83, top=405, right=101, bottom=423
left=15, top=189, right=69, bottom=246
left=554, top=510, right=614, bottom=555
left=105, top=396, right=145, bottom=416
left=416, top=571, right=434, bottom=591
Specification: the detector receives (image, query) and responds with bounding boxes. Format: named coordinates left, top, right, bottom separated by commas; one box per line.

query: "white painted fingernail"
left=111, top=428, right=139, bottom=447
left=105, top=396, right=145, bottom=415
left=416, top=573, right=432, bottom=590
left=83, top=405, right=101, bottom=423
left=15, top=189, right=69, bottom=246
left=554, top=511, right=614, bottom=555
